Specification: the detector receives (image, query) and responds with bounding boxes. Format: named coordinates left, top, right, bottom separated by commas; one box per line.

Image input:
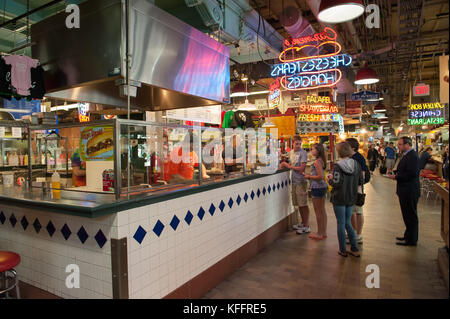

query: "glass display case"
left=0, top=119, right=280, bottom=202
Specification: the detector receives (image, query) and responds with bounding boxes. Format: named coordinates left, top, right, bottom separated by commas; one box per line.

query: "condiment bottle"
left=51, top=171, right=61, bottom=199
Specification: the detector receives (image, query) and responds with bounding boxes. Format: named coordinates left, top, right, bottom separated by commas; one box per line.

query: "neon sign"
left=408, top=102, right=445, bottom=110
left=280, top=69, right=342, bottom=91
left=271, top=54, right=352, bottom=77
left=271, top=27, right=349, bottom=91
left=409, top=109, right=445, bottom=119
left=298, top=113, right=341, bottom=122
left=283, top=27, right=337, bottom=47
left=408, top=117, right=445, bottom=126
left=306, top=96, right=332, bottom=104
left=299, top=104, right=339, bottom=114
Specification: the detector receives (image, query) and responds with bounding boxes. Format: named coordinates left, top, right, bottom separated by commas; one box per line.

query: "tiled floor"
left=204, top=173, right=449, bottom=299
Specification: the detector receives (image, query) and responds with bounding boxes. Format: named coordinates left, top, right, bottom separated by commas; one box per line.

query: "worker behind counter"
left=71, top=148, right=86, bottom=187
left=164, top=133, right=209, bottom=183
left=222, top=134, right=245, bottom=175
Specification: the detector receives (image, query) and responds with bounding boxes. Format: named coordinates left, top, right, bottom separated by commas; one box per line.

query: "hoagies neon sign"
left=280, top=69, right=342, bottom=91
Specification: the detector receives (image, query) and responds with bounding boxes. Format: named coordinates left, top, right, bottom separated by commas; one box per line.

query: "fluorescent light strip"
left=50, top=103, right=81, bottom=111
left=230, top=90, right=270, bottom=98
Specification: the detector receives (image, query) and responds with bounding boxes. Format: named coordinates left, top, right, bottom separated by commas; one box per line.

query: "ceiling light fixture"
left=230, top=90, right=270, bottom=98
left=238, top=98, right=257, bottom=111
left=354, top=63, right=379, bottom=85
left=318, top=0, right=364, bottom=24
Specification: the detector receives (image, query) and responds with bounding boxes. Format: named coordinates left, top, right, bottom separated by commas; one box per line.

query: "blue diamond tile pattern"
left=153, top=220, right=165, bottom=237
left=61, top=223, right=72, bottom=240
left=244, top=193, right=249, bottom=202
left=209, top=204, right=216, bottom=216
left=95, top=229, right=107, bottom=248
left=33, top=218, right=41, bottom=233
left=268, top=185, right=271, bottom=193
left=0, top=211, right=5, bottom=224
left=262, top=187, right=266, bottom=196
left=219, top=200, right=225, bottom=212
left=9, top=214, right=17, bottom=227
left=77, top=226, right=89, bottom=244
left=273, top=183, right=276, bottom=191
left=46, top=221, right=55, bottom=237
left=21, top=216, right=29, bottom=230
left=281, top=181, right=284, bottom=188
left=236, top=195, right=241, bottom=206
left=251, top=191, right=255, bottom=200
left=170, top=215, right=180, bottom=230
left=133, top=226, right=147, bottom=244
left=185, top=211, right=193, bottom=225
left=228, top=197, right=234, bottom=208
left=197, top=207, right=205, bottom=220
left=257, top=189, right=261, bottom=197
left=277, top=182, right=280, bottom=190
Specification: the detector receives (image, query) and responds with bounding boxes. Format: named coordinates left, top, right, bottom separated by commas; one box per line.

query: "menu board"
left=12, top=127, right=22, bottom=138
left=80, top=126, right=114, bottom=161
left=165, top=105, right=222, bottom=124
left=345, top=100, right=362, bottom=115
left=267, top=116, right=296, bottom=136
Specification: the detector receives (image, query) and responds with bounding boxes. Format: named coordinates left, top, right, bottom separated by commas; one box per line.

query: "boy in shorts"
left=281, top=136, right=310, bottom=234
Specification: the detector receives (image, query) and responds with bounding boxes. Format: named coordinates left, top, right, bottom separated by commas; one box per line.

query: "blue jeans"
left=333, top=205, right=359, bottom=253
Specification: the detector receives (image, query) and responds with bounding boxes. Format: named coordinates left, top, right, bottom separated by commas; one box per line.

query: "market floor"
left=203, top=173, right=448, bottom=299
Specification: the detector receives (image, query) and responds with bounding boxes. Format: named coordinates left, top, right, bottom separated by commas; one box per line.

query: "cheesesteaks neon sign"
left=271, top=54, right=352, bottom=77
left=271, top=27, right=349, bottom=91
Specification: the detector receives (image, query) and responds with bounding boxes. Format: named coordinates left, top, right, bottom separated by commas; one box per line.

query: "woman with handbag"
left=304, top=143, right=328, bottom=240
left=327, top=142, right=363, bottom=257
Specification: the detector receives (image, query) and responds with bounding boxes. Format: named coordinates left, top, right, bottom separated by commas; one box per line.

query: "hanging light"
left=262, top=117, right=276, bottom=128
left=238, top=98, right=257, bottom=111
left=354, top=63, right=379, bottom=85
left=318, top=0, right=364, bottom=24
left=373, top=102, right=387, bottom=113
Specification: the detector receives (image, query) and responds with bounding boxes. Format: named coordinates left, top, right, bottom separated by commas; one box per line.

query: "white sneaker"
left=292, top=224, right=304, bottom=230
left=296, top=226, right=311, bottom=234
left=357, top=235, right=363, bottom=244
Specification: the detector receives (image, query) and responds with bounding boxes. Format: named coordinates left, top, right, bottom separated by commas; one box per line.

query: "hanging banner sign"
left=351, top=90, right=380, bottom=101
left=165, top=105, right=222, bottom=124
left=345, top=100, right=362, bottom=115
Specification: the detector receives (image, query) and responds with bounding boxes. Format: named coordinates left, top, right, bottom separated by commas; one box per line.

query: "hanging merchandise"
left=0, top=57, right=13, bottom=100
left=231, top=110, right=255, bottom=129
left=221, top=110, right=235, bottom=128
left=3, top=55, right=38, bottom=96
left=28, top=65, right=46, bottom=100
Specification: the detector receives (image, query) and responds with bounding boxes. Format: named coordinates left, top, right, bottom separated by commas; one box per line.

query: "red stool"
left=0, top=251, right=21, bottom=299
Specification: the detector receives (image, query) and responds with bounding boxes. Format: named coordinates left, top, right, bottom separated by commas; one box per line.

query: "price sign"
left=12, top=127, right=22, bottom=138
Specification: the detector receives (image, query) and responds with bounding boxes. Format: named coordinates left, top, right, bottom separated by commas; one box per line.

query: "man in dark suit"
left=390, top=136, right=420, bottom=246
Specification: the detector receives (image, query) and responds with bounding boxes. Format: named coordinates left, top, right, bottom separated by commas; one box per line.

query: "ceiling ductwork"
left=155, top=0, right=285, bottom=64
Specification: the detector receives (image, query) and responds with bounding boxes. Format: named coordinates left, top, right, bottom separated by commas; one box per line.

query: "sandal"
left=308, top=233, right=321, bottom=239
left=338, top=251, right=348, bottom=257
left=348, top=251, right=360, bottom=257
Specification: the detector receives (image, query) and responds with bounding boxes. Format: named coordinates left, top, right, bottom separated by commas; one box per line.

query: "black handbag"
left=356, top=192, right=366, bottom=206
left=355, top=182, right=366, bottom=206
